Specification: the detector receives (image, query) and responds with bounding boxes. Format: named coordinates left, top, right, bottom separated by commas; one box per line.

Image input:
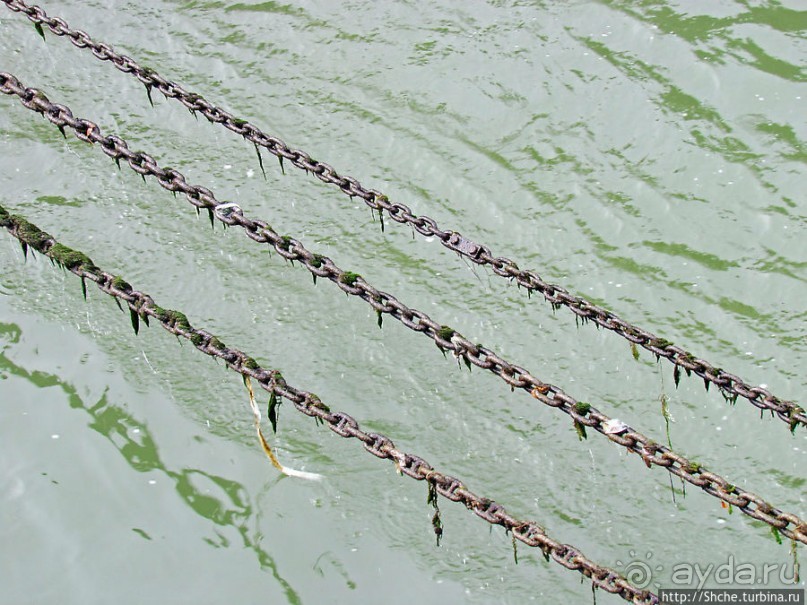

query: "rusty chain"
left=1, top=71, right=805, bottom=546
left=0, top=204, right=659, bottom=604
left=3, top=0, right=802, bottom=433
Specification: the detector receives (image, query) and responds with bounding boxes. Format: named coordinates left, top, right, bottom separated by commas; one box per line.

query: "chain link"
left=0, top=204, right=659, bottom=604
left=2, top=71, right=804, bottom=546
left=4, top=0, right=802, bottom=432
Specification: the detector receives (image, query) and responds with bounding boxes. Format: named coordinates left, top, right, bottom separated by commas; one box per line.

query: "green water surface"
left=1, top=1, right=805, bottom=603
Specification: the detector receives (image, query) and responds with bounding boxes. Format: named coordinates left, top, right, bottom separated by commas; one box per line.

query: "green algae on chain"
left=10, top=216, right=51, bottom=257
left=6, top=46, right=807, bottom=438
left=6, top=0, right=800, bottom=431
left=305, top=394, right=330, bottom=427
left=790, top=407, right=805, bottom=435
left=49, top=243, right=98, bottom=272
left=0, top=205, right=313, bottom=445
left=111, top=275, right=132, bottom=292
left=435, top=326, right=456, bottom=356
left=338, top=271, right=361, bottom=287
left=425, top=477, right=444, bottom=547
left=155, top=308, right=192, bottom=331
left=0, top=213, right=665, bottom=603
left=434, top=325, right=471, bottom=372
left=573, top=419, right=587, bottom=441
left=265, top=371, right=285, bottom=434
left=267, top=391, right=281, bottom=433
left=1, top=76, right=806, bottom=544
left=228, top=118, right=267, bottom=180
left=436, top=325, right=456, bottom=342
left=310, top=254, right=324, bottom=285
left=506, top=528, right=519, bottom=565
left=1, top=212, right=52, bottom=253
left=374, top=298, right=384, bottom=329
left=33, top=20, right=44, bottom=42
left=139, top=66, right=157, bottom=107
left=0, top=211, right=101, bottom=300
left=573, top=401, right=591, bottom=441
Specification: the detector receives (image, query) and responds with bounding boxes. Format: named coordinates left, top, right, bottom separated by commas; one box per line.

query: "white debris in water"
left=283, top=468, right=323, bottom=481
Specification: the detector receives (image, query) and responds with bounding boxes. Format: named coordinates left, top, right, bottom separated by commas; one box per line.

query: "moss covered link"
left=151, top=309, right=192, bottom=331
left=0, top=207, right=54, bottom=254
left=168, top=310, right=191, bottom=330
left=437, top=325, right=456, bottom=342
left=112, top=276, right=133, bottom=292
left=49, top=243, right=99, bottom=273
left=13, top=217, right=53, bottom=252
left=1, top=209, right=98, bottom=275
left=0, top=208, right=244, bottom=361
left=339, top=271, right=361, bottom=286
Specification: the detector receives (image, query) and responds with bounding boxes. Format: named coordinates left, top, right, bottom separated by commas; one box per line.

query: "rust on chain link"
left=1, top=71, right=805, bottom=546
left=0, top=204, right=659, bottom=605
left=3, top=0, right=802, bottom=432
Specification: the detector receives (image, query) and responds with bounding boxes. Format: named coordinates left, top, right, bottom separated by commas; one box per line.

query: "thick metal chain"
left=3, top=0, right=802, bottom=432
left=0, top=204, right=658, bottom=604
left=2, top=71, right=805, bottom=546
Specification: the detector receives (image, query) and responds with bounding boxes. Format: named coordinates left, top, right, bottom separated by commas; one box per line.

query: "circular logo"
left=616, top=551, right=660, bottom=590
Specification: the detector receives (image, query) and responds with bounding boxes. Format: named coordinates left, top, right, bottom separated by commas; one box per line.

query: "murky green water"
left=1, top=1, right=805, bottom=603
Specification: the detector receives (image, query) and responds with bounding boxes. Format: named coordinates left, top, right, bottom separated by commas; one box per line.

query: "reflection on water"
left=0, top=327, right=302, bottom=605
